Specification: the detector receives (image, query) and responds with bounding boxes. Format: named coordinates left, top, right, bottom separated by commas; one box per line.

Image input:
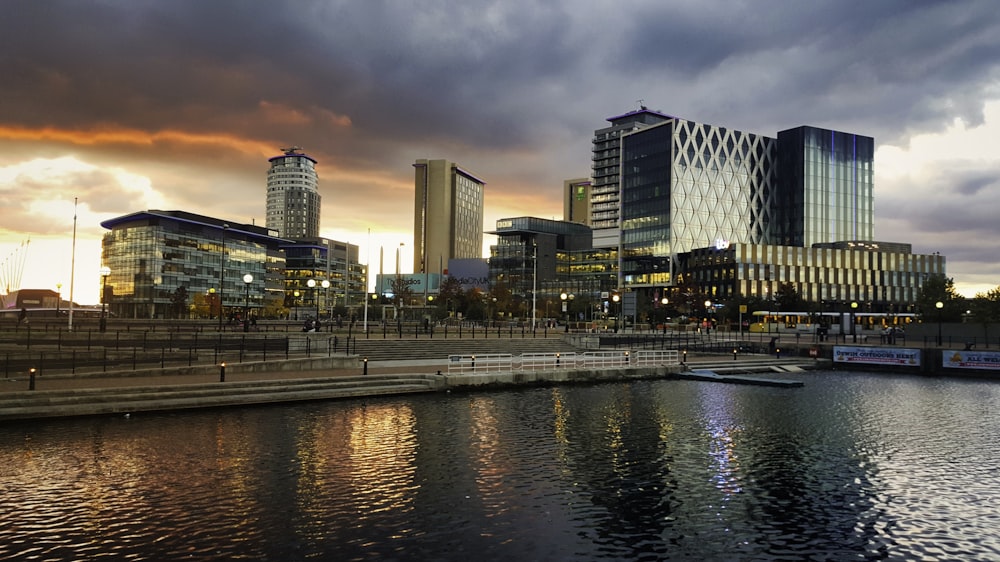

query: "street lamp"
left=560, top=292, right=575, bottom=328
left=242, top=274, right=253, bottom=332
left=99, top=267, right=110, bottom=332
left=704, top=300, right=712, bottom=333
left=56, top=283, right=62, bottom=316
left=612, top=292, right=621, bottom=332
left=851, top=301, right=859, bottom=343
left=218, top=223, right=228, bottom=331
left=307, top=279, right=318, bottom=320
left=293, top=290, right=300, bottom=320
left=321, top=279, right=331, bottom=319
left=936, top=301, right=944, bottom=345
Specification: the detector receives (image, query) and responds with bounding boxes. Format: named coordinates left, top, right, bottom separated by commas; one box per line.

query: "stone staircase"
left=0, top=374, right=441, bottom=421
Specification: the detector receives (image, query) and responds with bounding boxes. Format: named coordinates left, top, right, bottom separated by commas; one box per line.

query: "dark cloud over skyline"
left=1, top=0, right=999, bottom=302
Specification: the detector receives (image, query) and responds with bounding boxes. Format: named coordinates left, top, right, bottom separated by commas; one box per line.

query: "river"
left=2, top=370, right=999, bottom=561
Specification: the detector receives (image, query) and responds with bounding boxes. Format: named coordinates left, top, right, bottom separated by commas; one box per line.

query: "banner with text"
left=942, top=350, right=1000, bottom=371
left=833, top=346, right=922, bottom=367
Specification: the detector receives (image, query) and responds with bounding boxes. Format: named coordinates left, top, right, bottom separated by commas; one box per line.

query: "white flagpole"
left=68, top=197, right=78, bottom=332
left=363, top=228, right=370, bottom=332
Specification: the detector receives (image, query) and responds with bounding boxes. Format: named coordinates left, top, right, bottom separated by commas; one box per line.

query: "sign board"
left=623, top=292, right=637, bottom=316
left=833, top=346, right=921, bottom=367
left=943, top=350, right=1000, bottom=371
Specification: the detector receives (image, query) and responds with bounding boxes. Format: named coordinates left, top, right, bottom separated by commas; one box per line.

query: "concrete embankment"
left=0, top=357, right=822, bottom=422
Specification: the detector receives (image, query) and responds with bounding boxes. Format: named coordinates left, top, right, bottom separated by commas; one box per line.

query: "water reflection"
left=2, top=371, right=1000, bottom=560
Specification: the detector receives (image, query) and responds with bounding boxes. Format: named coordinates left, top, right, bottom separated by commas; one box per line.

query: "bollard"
left=775, top=348, right=781, bottom=359
left=28, top=368, right=36, bottom=391
left=733, top=348, right=738, bottom=361
left=363, top=357, right=368, bottom=376
left=471, top=355, right=476, bottom=370
left=219, top=362, right=226, bottom=382
left=682, top=349, right=687, bottom=365
left=556, top=353, right=560, bottom=368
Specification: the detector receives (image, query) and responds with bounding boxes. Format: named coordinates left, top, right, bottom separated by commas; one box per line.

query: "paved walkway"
left=0, top=359, right=452, bottom=393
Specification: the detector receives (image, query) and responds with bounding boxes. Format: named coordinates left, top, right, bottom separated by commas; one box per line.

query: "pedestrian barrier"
left=447, top=353, right=514, bottom=374
left=446, top=349, right=680, bottom=375
left=632, top=350, right=681, bottom=366
left=519, top=352, right=577, bottom=371
left=578, top=350, right=631, bottom=369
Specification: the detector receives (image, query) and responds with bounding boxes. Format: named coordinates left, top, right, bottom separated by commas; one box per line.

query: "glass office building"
left=619, top=117, right=776, bottom=287
left=684, top=242, right=946, bottom=310
left=101, top=211, right=285, bottom=319
left=776, top=126, right=874, bottom=247
left=591, top=107, right=672, bottom=247
left=100, top=211, right=365, bottom=320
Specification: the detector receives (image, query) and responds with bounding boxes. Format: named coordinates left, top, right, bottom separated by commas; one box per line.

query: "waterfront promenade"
left=0, top=344, right=823, bottom=421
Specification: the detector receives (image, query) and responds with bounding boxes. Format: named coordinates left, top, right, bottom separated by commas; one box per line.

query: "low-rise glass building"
left=100, top=210, right=364, bottom=320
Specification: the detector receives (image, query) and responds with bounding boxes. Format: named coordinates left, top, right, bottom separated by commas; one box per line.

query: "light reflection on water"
left=2, top=370, right=1000, bottom=561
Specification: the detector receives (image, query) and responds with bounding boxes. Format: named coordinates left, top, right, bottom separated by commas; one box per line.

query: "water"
left=2, top=370, right=1000, bottom=561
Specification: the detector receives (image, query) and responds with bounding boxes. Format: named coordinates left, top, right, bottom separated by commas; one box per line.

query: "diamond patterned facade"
left=620, top=117, right=778, bottom=286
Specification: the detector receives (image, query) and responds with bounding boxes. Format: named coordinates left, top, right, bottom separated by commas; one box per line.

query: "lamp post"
left=99, top=267, right=110, bottom=332
left=218, top=223, right=228, bottom=331
left=307, top=279, right=318, bottom=320
left=531, top=243, right=538, bottom=330
left=293, top=290, right=300, bottom=320
left=321, top=279, right=331, bottom=319
left=242, top=274, right=253, bottom=332
left=704, top=300, right=712, bottom=333
left=851, top=301, right=858, bottom=343
left=56, top=283, right=62, bottom=316
left=612, top=292, right=620, bottom=332
left=559, top=292, right=575, bottom=331
left=935, top=301, right=944, bottom=346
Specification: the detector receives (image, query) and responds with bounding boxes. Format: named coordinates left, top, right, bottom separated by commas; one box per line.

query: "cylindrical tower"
left=266, top=146, right=320, bottom=239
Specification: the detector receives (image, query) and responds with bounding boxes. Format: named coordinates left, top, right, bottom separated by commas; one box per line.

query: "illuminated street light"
left=242, top=274, right=253, bottom=332
left=936, top=301, right=944, bottom=346
left=99, top=266, right=110, bottom=332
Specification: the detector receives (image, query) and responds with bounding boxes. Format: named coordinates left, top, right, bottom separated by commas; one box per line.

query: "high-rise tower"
left=413, top=159, right=485, bottom=273
left=266, top=147, right=321, bottom=239
left=591, top=106, right=672, bottom=248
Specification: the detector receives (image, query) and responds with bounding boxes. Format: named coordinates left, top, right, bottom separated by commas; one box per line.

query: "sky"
left=1, top=0, right=999, bottom=305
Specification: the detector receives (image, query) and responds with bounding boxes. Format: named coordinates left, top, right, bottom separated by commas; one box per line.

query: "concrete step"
left=0, top=375, right=441, bottom=421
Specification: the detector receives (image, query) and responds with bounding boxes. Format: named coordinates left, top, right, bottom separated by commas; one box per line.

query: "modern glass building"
left=776, top=126, right=874, bottom=247
left=100, top=211, right=285, bottom=319
left=100, top=211, right=365, bottom=320
left=619, top=117, right=776, bottom=287
left=266, top=147, right=321, bottom=239
left=591, top=107, right=672, bottom=247
left=488, top=217, right=616, bottom=321
left=281, top=238, right=367, bottom=320
left=413, top=159, right=485, bottom=274
left=683, top=242, right=946, bottom=311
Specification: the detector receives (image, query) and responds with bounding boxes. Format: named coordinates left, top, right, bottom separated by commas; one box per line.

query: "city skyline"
left=1, top=1, right=998, bottom=304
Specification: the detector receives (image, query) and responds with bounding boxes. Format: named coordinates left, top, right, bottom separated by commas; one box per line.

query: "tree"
left=774, top=282, right=804, bottom=312
left=170, top=286, right=189, bottom=319
left=916, top=274, right=964, bottom=322
left=437, top=276, right=464, bottom=320
left=970, top=286, right=1000, bottom=343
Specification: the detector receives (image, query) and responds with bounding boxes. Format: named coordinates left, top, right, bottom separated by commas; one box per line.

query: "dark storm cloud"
left=4, top=1, right=998, bottom=154
left=1, top=0, right=999, bottom=292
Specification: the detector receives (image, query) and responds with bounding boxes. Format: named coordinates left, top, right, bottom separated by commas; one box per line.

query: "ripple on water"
left=2, top=372, right=1000, bottom=560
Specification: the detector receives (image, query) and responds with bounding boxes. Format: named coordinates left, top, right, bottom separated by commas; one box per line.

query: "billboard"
left=446, top=259, right=489, bottom=291
left=942, top=350, right=1000, bottom=371
left=833, top=346, right=922, bottom=367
